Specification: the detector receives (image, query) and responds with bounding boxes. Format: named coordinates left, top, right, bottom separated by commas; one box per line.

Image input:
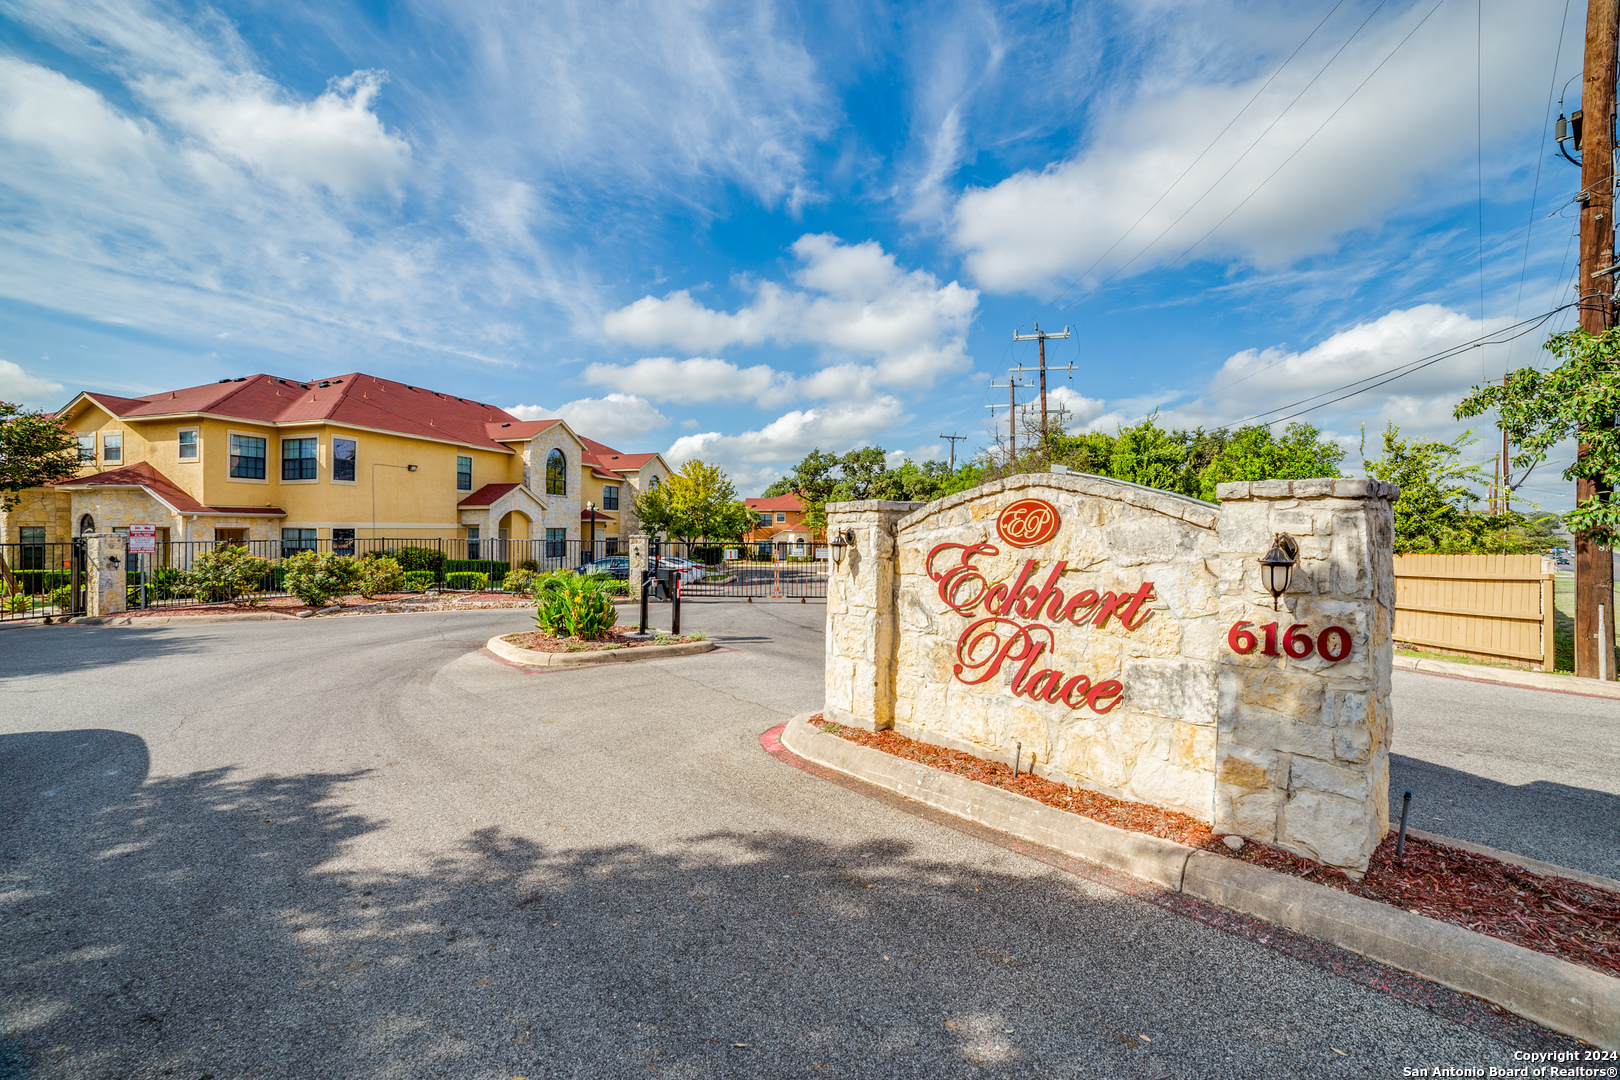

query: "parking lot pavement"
left=1389, top=668, right=1620, bottom=879
left=0, top=602, right=1575, bottom=1078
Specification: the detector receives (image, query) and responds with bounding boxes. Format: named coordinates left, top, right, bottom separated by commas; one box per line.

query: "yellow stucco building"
left=1, top=372, right=667, bottom=562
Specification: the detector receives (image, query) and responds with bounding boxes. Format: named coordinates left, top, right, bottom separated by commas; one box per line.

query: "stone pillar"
left=1212, top=479, right=1398, bottom=873
left=628, top=533, right=649, bottom=583
left=823, top=500, right=924, bottom=732
left=86, top=533, right=127, bottom=618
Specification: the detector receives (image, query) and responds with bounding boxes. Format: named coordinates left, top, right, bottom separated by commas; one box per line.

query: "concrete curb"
left=778, top=714, right=1620, bottom=1049
left=1396, top=654, right=1620, bottom=700
left=484, top=634, right=715, bottom=668
left=64, top=612, right=300, bottom=625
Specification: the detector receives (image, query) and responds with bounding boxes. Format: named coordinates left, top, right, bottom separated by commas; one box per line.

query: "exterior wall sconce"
left=406, top=464, right=418, bottom=472
left=1258, top=534, right=1299, bottom=610
left=829, top=529, right=855, bottom=565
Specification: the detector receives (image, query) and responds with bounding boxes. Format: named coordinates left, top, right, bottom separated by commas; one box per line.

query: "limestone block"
left=1219, top=790, right=1281, bottom=842
left=1250, top=479, right=1293, bottom=499
left=1271, top=510, right=1314, bottom=534
left=1290, top=478, right=1337, bottom=498
left=1233, top=669, right=1325, bottom=720
left=1332, top=479, right=1375, bottom=498
left=1103, top=517, right=1186, bottom=566
left=1172, top=722, right=1216, bottom=772
left=1215, top=745, right=1279, bottom=790
left=1216, top=501, right=1273, bottom=556
left=1178, top=615, right=1224, bottom=661
left=1181, top=505, right=1219, bottom=530
left=85, top=534, right=126, bottom=617
left=1122, top=658, right=1217, bottom=721
left=1227, top=708, right=1337, bottom=761
left=1215, top=482, right=1252, bottom=500
left=1289, top=755, right=1374, bottom=800
left=1323, top=690, right=1371, bottom=763
left=1127, top=757, right=1212, bottom=818
left=1280, top=789, right=1380, bottom=869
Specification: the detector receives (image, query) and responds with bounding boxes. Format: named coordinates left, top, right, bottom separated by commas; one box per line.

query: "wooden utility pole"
left=939, top=433, right=966, bottom=472
left=1575, top=0, right=1619, bottom=679
left=1012, top=323, right=1072, bottom=443
left=987, top=377, right=1025, bottom=463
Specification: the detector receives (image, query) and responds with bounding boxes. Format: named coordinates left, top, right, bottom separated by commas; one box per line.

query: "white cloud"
left=156, top=69, right=411, bottom=196
left=507, top=394, right=668, bottom=446
left=952, top=2, right=1562, bottom=293
left=601, top=234, right=978, bottom=392
left=664, top=396, right=908, bottom=490
left=582, top=356, right=795, bottom=408
left=0, top=359, right=66, bottom=407
left=0, top=57, right=150, bottom=176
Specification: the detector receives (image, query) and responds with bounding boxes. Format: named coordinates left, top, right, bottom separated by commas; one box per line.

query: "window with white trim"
left=457, top=455, right=473, bottom=491
left=177, top=428, right=198, bottom=461
left=601, top=484, right=619, bottom=510
left=102, top=432, right=122, bottom=464
left=282, top=437, right=317, bottom=480
left=230, top=434, right=267, bottom=479
left=76, top=435, right=95, bottom=463
left=332, top=437, right=356, bottom=482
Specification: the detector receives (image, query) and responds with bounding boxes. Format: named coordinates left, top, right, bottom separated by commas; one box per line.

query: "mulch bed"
left=117, top=591, right=532, bottom=618
left=812, top=715, right=1620, bottom=978
left=501, top=630, right=702, bottom=653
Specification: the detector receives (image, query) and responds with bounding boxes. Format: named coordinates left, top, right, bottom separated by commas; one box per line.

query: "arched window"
left=546, top=448, right=566, bottom=496
left=78, top=514, right=95, bottom=535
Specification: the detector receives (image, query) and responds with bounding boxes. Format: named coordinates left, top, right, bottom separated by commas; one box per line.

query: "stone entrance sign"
left=823, top=473, right=1398, bottom=873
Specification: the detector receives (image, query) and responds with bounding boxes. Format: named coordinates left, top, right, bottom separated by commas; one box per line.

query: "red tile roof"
left=54, top=462, right=285, bottom=516
left=74, top=374, right=523, bottom=452
left=746, top=494, right=805, bottom=512
left=457, top=483, right=522, bottom=508
left=488, top=419, right=562, bottom=441
left=580, top=507, right=615, bottom=522
left=578, top=435, right=658, bottom=473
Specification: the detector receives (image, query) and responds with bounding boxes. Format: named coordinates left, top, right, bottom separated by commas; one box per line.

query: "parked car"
left=579, top=555, right=631, bottom=579
left=653, top=556, right=707, bottom=583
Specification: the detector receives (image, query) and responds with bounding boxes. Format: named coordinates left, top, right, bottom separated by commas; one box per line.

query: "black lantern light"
left=1258, top=534, right=1299, bottom=610
left=829, top=529, right=855, bottom=566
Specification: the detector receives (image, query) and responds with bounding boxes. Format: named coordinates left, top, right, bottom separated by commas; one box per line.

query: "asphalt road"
left=0, top=602, right=1603, bottom=1079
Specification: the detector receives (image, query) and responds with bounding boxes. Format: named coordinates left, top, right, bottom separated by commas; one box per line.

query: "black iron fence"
left=0, top=541, right=85, bottom=622
left=658, top=541, right=827, bottom=599
left=120, top=537, right=614, bottom=611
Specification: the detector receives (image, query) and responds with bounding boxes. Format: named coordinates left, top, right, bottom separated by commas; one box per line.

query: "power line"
left=1067, top=0, right=1451, bottom=327
left=1230, top=305, right=1570, bottom=429
left=1023, top=0, right=1355, bottom=324
left=938, top=433, right=967, bottom=471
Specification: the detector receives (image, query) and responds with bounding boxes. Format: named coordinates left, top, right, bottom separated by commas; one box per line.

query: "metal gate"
left=661, top=541, right=826, bottom=599
left=0, top=539, right=85, bottom=622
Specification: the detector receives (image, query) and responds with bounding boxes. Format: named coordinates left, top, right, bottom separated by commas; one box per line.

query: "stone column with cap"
left=823, top=500, right=924, bottom=732
left=85, top=533, right=127, bottom=619
left=1212, top=478, right=1399, bottom=873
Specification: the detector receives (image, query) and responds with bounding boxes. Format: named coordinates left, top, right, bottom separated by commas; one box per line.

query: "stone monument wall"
left=824, top=473, right=1398, bottom=873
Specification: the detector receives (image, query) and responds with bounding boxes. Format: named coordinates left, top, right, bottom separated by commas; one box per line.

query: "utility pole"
left=1012, top=323, right=1072, bottom=443
left=1576, top=0, right=1618, bottom=680
left=939, top=433, right=966, bottom=472
left=987, top=377, right=1025, bottom=463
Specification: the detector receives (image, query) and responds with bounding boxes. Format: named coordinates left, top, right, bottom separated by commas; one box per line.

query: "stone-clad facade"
left=824, top=472, right=1398, bottom=874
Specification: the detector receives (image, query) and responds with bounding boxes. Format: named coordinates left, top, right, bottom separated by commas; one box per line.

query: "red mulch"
left=812, top=715, right=1620, bottom=978
left=501, top=630, right=699, bottom=652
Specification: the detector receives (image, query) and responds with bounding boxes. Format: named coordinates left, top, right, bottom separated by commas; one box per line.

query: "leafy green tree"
left=1364, top=424, right=1544, bottom=553
left=1455, top=327, right=1620, bottom=544
left=633, top=459, right=754, bottom=543
left=1108, top=416, right=1189, bottom=492
left=0, top=401, right=78, bottom=512
left=1197, top=422, right=1344, bottom=501
left=779, top=447, right=984, bottom=524
left=760, top=476, right=797, bottom=498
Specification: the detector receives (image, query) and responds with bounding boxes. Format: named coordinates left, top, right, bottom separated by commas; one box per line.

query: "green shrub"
left=586, top=575, right=630, bottom=596
left=443, top=571, right=488, bottom=591
left=282, top=551, right=360, bottom=607
left=518, top=559, right=539, bottom=572
left=184, top=545, right=272, bottom=604
left=393, top=546, right=445, bottom=573
left=445, top=559, right=508, bottom=582
left=49, top=584, right=73, bottom=612
left=534, top=573, right=618, bottom=640
left=402, top=570, right=435, bottom=592
left=356, top=556, right=406, bottom=598
left=502, top=568, right=538, bottom=594
left=2, top=585, right=29, bottom=614
left=18, top=568, right=69, bottom=594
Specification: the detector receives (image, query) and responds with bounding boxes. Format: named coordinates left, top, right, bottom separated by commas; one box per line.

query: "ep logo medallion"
left=996, top=498, right=1061, bottom=548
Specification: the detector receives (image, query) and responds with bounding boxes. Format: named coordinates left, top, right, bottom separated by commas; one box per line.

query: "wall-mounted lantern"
left=829, top=529, right=855, bottom=566
left=1258, top=534, right=1299, bottom=610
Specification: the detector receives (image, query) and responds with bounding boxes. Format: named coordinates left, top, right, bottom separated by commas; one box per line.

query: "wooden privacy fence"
left=1392, top=553, right=1557, bottom=670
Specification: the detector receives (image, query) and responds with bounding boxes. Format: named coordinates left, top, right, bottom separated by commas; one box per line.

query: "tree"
left=1455, top=327, right=1620, bottom=544
left=760, top=476, right=797, bottom=498
left=0, top=401, right=78, bottom=512
left=1197, top=422, right=1344, bottom=502
left=1364, top=424, right=1546, bottom=553
left=779, top=447, right=985, bottom=525
left=632, top=459, right=754, bottom=544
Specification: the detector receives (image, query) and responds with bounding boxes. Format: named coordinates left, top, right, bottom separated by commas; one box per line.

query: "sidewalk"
left=1396, top=655, right=1620, bottom=701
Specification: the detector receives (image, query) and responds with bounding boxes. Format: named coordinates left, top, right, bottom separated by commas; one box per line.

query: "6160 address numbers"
left=1227, top=621, right=1352, bottom=662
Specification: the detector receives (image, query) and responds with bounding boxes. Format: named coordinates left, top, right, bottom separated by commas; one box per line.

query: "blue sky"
left=0, top=0, right=1587, bottom=505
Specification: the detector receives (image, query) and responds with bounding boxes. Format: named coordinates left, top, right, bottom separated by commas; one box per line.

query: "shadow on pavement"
left=0, top=739, right=1532, bottom=1079
left=1389, top=753, right=1620, bottom=879
left=0, top=627, right=211, bottom=678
